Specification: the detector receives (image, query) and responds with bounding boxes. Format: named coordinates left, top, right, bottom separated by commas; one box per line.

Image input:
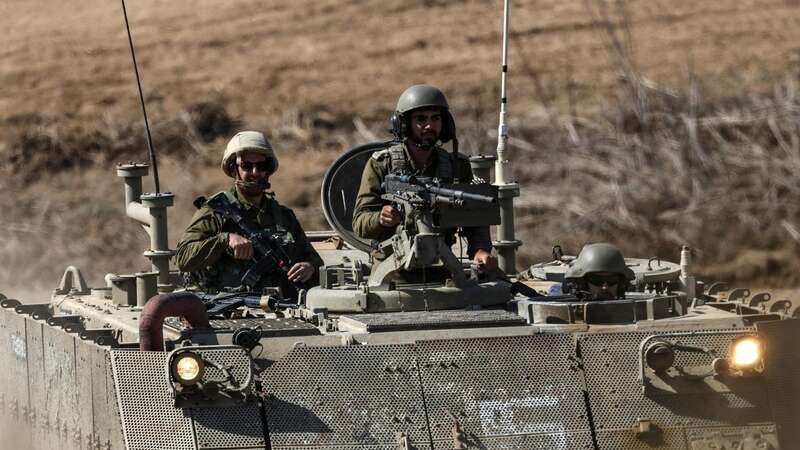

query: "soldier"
left=352, top=84, right=497, bottom=271
left=175, top=131, right=323, bottom=294
left=563, top=243, right=635, bottom=300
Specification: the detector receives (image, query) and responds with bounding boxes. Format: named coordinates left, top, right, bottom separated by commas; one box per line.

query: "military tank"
left=0, top=137, right=798, bottom=450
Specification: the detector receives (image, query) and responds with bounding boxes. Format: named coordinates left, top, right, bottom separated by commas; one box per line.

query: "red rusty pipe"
left=139, top=292, right=209, bottom=351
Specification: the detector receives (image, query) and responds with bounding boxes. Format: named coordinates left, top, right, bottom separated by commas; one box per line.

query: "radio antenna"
left=494, top=0, right=510, bottom=184
left=120, top=0, right=160, bottom=194
left=492, top=0, right=522, bottom=274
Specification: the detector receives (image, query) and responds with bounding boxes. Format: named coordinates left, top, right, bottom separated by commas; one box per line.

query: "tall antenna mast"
left=493, top=0, right=522, bottom=274
left=117, top=0, right=175, bottom=293
left=495, top=0, right=510, bottom=185
left=120, top=0, right=160, bottom=194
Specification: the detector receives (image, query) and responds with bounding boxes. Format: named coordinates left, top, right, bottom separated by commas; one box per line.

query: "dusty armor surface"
left=0, top=142, right=798, bottom=450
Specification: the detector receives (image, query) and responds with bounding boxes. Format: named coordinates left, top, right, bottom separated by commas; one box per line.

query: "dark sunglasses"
left=585, top=274, right=621, bottom=287
left=238, top=161, right=272, bottom=172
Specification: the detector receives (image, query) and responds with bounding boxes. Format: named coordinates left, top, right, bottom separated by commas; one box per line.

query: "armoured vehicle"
left=0, top=139, right=798, bottom=450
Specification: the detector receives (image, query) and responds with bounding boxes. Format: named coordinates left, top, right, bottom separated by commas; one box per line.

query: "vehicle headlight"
left=730, top=336, right=762, bottom=369
left=170, top=352, right=204, bottom=385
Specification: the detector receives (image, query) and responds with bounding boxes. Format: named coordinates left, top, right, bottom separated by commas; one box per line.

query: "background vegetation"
left=2, top=0, right=800, bottom=296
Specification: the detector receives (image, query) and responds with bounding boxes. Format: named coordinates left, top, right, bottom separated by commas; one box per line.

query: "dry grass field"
left=2, top=0, right=800, bottom=297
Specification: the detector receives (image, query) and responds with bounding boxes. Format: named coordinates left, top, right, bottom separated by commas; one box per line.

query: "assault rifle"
left=205, top=194, right=303, bottom=298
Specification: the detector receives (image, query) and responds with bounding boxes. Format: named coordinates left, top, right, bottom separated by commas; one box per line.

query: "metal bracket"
left=448, top=411, right=468, bottom=449
left=0, top=298, right=20, bottom=309
left=727, top=288, right=750, bottom=303
left=47, top=315, right=85, bottom=331
left=748, top=292, right=771, bottom=307
left=634, top=418, right=664, bottom=444
left=14, top=304, right=52, bottom=320
left=56, top=265, right=90, bottom=295
left=707, top=282, right=728, bottom=295
left=79, top=329, right=118, bottom=346
left=395, top=432, right=411, bottom=450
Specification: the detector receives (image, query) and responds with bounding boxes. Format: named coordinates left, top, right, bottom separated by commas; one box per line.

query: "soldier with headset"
left=352, top=84, right=497, bottom=271
left=175, top=131, right=323, bottom=294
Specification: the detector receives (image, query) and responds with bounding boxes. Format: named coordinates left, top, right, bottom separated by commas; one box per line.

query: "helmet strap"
left=233, top=168, right=270, bottom=197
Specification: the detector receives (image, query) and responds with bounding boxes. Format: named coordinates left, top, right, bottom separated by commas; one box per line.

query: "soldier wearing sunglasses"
left=563, top=243, right=635, bottom=300
left=175, top=131, right=323, bottom=293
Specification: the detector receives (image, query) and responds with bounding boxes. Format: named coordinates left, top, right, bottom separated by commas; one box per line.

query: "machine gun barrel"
left=425, top=184, right=496, bottom=204
left=384, top=174, right=496, bottom=205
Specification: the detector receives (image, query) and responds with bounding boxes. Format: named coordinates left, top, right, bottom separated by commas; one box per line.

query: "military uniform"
left=352, top=143, right=493, bottom=258
left=175, top=188, right=323, bottom=292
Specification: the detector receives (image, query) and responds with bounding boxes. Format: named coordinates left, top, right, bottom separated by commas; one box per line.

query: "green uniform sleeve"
left=174, top=206, right=230, bottom=273
left=352, top=156, right=396, bottom=241
left=283, top=208, right=325, bottom=286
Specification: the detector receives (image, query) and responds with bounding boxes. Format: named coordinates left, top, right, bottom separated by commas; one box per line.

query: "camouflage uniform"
left=175, top=188, right=323, bottom=292
left=352, top=142, right=493, bottom=258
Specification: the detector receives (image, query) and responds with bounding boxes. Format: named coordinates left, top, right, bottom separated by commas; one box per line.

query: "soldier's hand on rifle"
left=228, top=233, right=254, bottom=260
left=379, top=205, right=401, bottom=227
left=473, top=249, right=498, bottom=273
left=287, top=262, right=314, bottom=283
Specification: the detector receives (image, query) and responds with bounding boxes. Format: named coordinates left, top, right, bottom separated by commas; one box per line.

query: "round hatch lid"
left=320, top=140, right=394, bottom=253
left=527, top=256, right=681, bottom=285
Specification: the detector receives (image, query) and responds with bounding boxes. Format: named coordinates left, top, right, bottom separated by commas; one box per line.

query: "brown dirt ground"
left=2, top=0, right=800, bottom=295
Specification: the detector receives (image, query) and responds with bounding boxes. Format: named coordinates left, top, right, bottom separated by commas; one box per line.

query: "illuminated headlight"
left=170, top=352, right=204, bottom=386
left=730, top=336, right=763, bottom=369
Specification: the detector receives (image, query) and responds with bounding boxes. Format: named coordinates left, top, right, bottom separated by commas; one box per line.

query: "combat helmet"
left=390, top=84, right=456, bottom=143
left=221, top=131, right=279, bottom=178
left=564, top=243, right=635, bottom=299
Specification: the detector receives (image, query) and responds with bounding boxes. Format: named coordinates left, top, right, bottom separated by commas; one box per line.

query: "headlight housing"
left=169, top=351, right=204, bottom=386
left=730, top=336, right=763, bottom=370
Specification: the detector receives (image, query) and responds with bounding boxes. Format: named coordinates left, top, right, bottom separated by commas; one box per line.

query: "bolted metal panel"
left=111, top=350, right=195, bottom=450
left=42, top=325, right=80, bottom=450
left=416, top=334, right=593, bottom=449
left=188, top=347, right=265, bottom=449
left=0, top=309, right=34, bottom=448
left=431, top=432, right=595, bottom=450
left=93, top=345, right=125, bottom=449
left=595, top=429, right=687, bottom=449
left=756, top=319, right=800, bottom=445
left=685, top=424, right=779, bottom=450
left=192, top=404, right=265, bottom=449
left=339, top=310, right=526, bottom=333
left=581, top=330, right=772, bottom=441
left=25, top=317, right=50, bottom=449
left=75, top=339, right=96, bottom=449
left=0, top=310, right=29, bottom=426
left=260, top=344, right=431, bottom=449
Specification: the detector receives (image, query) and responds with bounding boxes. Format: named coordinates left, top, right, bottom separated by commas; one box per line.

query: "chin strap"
left=233, top=169, right=271, bottom=195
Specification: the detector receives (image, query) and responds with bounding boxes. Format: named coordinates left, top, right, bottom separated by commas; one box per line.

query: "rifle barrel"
left=426, top=185, right=496, bottom=204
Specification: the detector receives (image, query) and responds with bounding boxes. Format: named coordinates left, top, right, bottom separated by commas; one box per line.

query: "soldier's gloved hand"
left=378, top=205, right=401, bottom=227
left=473, top=249, right=498, bottom=273
left=228, top=233, right=254, bottom=260
left=287, top=262, right=314, bottom=283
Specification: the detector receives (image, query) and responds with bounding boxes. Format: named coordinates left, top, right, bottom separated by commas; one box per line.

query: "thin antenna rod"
left=120, top=0, right=160, bottom=194
left=494, top=0, right=510, bottom=184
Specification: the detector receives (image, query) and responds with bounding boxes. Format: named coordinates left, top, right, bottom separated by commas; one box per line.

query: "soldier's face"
left=408, top=108, right=442, bottom=148
left=585, top=272, right=621, bottom=300
left=236, top=152, right=270, bottom=183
